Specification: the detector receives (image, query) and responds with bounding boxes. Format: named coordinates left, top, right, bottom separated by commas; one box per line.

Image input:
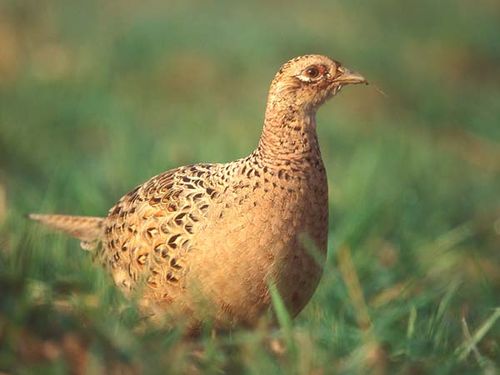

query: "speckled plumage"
left=30, top=55, right=366, bottom=330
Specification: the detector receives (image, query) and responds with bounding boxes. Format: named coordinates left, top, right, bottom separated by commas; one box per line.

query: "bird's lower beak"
left=333, top=68, right=367, bottom=85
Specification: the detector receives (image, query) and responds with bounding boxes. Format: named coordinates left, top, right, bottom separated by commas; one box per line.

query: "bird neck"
left=256, top=99, right=322, bottom=168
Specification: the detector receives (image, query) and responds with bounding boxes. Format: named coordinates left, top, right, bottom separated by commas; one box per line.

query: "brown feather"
left=28, top=213, right=104, bottom=242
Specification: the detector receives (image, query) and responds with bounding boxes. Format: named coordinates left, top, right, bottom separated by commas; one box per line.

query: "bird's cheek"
left=322, top=79, right=333, bottom=88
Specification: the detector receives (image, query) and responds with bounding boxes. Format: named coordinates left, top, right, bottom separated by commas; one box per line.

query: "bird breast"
left=185, top=159, right=329, bottom=325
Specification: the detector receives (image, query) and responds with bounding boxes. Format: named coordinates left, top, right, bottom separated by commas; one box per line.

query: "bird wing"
left=99, top=163, right=221, bottom=292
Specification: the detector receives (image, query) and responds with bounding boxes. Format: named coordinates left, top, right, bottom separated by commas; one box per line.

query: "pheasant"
left=30, top=54, right=366, bottom=331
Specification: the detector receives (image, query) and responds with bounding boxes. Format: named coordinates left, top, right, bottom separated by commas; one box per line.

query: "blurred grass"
left=0, top=0, right=499, bottom=373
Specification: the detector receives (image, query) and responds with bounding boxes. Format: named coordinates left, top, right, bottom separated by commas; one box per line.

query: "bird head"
left=269, top=54, right=367, bottom=112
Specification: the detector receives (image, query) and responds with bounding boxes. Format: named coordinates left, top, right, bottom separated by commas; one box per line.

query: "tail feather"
left=29, top=213, right=105, bottom=243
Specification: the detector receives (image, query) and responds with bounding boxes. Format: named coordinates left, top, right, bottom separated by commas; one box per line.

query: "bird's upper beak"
left=332, top=67, right=367, bottom=85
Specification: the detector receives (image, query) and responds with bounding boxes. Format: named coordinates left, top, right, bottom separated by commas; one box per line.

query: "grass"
left=0, top=0, right=499, bottom=373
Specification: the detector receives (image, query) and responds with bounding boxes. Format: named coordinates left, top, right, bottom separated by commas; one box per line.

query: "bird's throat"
left=257, top=103, right=322, bottom=168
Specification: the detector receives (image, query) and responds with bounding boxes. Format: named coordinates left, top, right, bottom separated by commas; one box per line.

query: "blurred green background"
left=0, top=0, right=499, bottom=374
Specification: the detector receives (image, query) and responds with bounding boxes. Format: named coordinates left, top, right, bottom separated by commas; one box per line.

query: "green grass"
left=1, top=0, right=499, bottom=373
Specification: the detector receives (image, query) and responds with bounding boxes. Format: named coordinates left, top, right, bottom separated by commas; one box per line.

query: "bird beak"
left=333, top=68, right=367, bottom=85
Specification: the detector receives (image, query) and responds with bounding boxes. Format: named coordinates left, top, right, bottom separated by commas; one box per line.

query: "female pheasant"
left=30, top=55, right=366, bottom=330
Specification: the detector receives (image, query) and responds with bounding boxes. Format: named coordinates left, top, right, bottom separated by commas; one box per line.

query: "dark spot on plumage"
left=151, top=267, right=160, bottom=276
left=192, top=192, right=203, bottom=202
left=181, top=239, right=190, bottom=249
left=137, top=254, right=148, bottom=265
left=127, top=185, right=140, bottom=198
left=174, top=213, right=186, bottom=225
left=146, top=227, right=158, bottom=239
left=166, top=272, right=178, bottom=283
left=168, top=234, right=180, bottom=245
left=149, top=196, right=161, bottom=206
left=147, top=277, right=157, bottom=288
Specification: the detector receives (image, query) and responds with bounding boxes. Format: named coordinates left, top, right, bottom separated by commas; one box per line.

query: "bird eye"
left=296, top=64, right=327, bottom=83
left=305, top=66, right=321, bottom=79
